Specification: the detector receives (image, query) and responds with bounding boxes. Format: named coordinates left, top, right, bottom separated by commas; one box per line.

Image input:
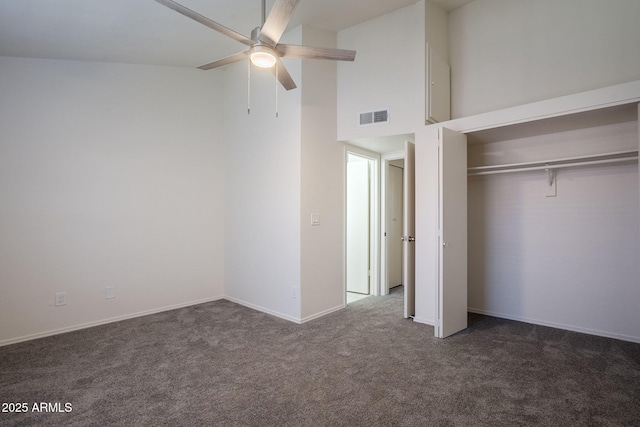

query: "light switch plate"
left=311, top=213, right=320, bottom=226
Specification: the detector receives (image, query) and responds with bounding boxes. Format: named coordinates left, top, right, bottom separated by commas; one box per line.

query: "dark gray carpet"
left=1, top=288, right=639, bottom=426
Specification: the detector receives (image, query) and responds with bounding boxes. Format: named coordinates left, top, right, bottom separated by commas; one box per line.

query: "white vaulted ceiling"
left=0, top=0, right=472, bottom=68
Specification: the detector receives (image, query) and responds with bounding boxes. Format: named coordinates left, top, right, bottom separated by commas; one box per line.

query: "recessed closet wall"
left=466, top=105, right=640, bottom=342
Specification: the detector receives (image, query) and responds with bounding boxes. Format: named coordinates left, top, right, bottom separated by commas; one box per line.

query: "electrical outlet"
left=105, top=286, right=115, bottom=299
left=55, top=292, right=66, bottom=307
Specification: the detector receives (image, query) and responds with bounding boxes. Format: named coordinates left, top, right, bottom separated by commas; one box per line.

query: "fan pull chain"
left=275, top=64, right=279, bottom=118
left=247, top=59, right=251, bottom=115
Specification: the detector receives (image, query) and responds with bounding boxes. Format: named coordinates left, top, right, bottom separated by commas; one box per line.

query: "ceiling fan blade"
left=198, top=51, right=250, bottom=70
left=155, top=0, right=253, bottom=47
left=272, top=58, right=297, bottom=91
left=276, top=44, right=356, bottom=62
left=258, top=0, right=300, bottom=46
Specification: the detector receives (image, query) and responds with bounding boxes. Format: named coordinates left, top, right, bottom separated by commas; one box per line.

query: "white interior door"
left=403, top=141, right=416, bottom=318
left=387, top=163, right=403, bottom=291
left=438, top=127, right=468, bottom=338
left=346, top=155, right=370, bottom=294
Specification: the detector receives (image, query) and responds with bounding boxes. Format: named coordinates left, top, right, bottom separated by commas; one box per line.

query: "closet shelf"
left=467, top=150, right=638, bottom=176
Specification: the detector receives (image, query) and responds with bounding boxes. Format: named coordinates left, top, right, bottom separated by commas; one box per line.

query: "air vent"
left=374, top=110, right=388, bottom=123
left=359, top=112, right=373, bottom=125
left=359, top=109, right=389, bottom=126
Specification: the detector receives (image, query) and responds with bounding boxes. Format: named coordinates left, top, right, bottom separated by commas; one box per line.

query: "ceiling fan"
left=155, top=0, right=357, bottom=91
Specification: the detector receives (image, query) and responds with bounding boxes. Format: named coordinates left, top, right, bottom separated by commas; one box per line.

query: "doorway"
left=342, top=136, right=414, bottom=314
left=379, top=143, right=415, bottom=320
left=383, top=158, right=404, bottom=295
left=345, top=150, right=379, bottom=303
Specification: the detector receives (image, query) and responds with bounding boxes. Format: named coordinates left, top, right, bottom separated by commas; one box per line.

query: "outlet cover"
left=55, top=292, right=66, bottom=307
left=105, top=286, right=115, bottom=299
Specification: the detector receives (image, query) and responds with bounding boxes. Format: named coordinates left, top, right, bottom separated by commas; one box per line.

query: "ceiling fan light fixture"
left=250, top=45, right=277, bottom=68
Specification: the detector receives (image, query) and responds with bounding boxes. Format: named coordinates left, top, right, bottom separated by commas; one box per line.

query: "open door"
left=346, top=154, right=370, bottom=294
left=403, top=141, right=415, bottom=318
left=437, top=127, right=468, bottom=338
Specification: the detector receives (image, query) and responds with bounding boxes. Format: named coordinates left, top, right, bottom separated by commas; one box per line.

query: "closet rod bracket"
left=545, top=165, right=554, bottom=186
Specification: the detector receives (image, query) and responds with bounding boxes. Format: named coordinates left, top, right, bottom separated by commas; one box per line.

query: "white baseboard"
left=223, top=296, right=302, bottom=324
left=300, top=304, right=345, bottom=324
left=468, top=307, right=640, bottom=344
left=2, top=297, right=349, bottom=347
left=0, top=296, right=225, bottom=347
left=412, top=316, right=435, bottom=326
left=223, top=297, right=346, bottom=325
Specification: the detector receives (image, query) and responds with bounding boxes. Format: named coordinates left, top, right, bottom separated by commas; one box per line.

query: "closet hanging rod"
left=468, top=156, right=638, bottom=176
left=467, top=149, right=638, bottom=176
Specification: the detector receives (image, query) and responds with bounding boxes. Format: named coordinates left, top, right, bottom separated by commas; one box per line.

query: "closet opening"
left=464, top=102, right=639, bottom=340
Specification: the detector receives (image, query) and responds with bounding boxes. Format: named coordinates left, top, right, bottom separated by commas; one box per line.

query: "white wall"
left=223, top=26, right=346, bottom=323
left=467, top=119, right=640, bottom=342
left=300, top=27, right=345, bottom=321
left=1, top=25, right=345, bottom=344
left=337, top=0, right=426, bottom=141
left=0, top=57, right=225, bottom=345
left=223, top=28, right=303, bottom=321
left=449, top=0, right=640, bottom=118
left=223, top=26, right=345, bottom=323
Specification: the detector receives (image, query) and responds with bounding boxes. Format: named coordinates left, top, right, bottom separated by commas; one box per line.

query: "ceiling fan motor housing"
left=251, top=27, right=261, bottom=42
